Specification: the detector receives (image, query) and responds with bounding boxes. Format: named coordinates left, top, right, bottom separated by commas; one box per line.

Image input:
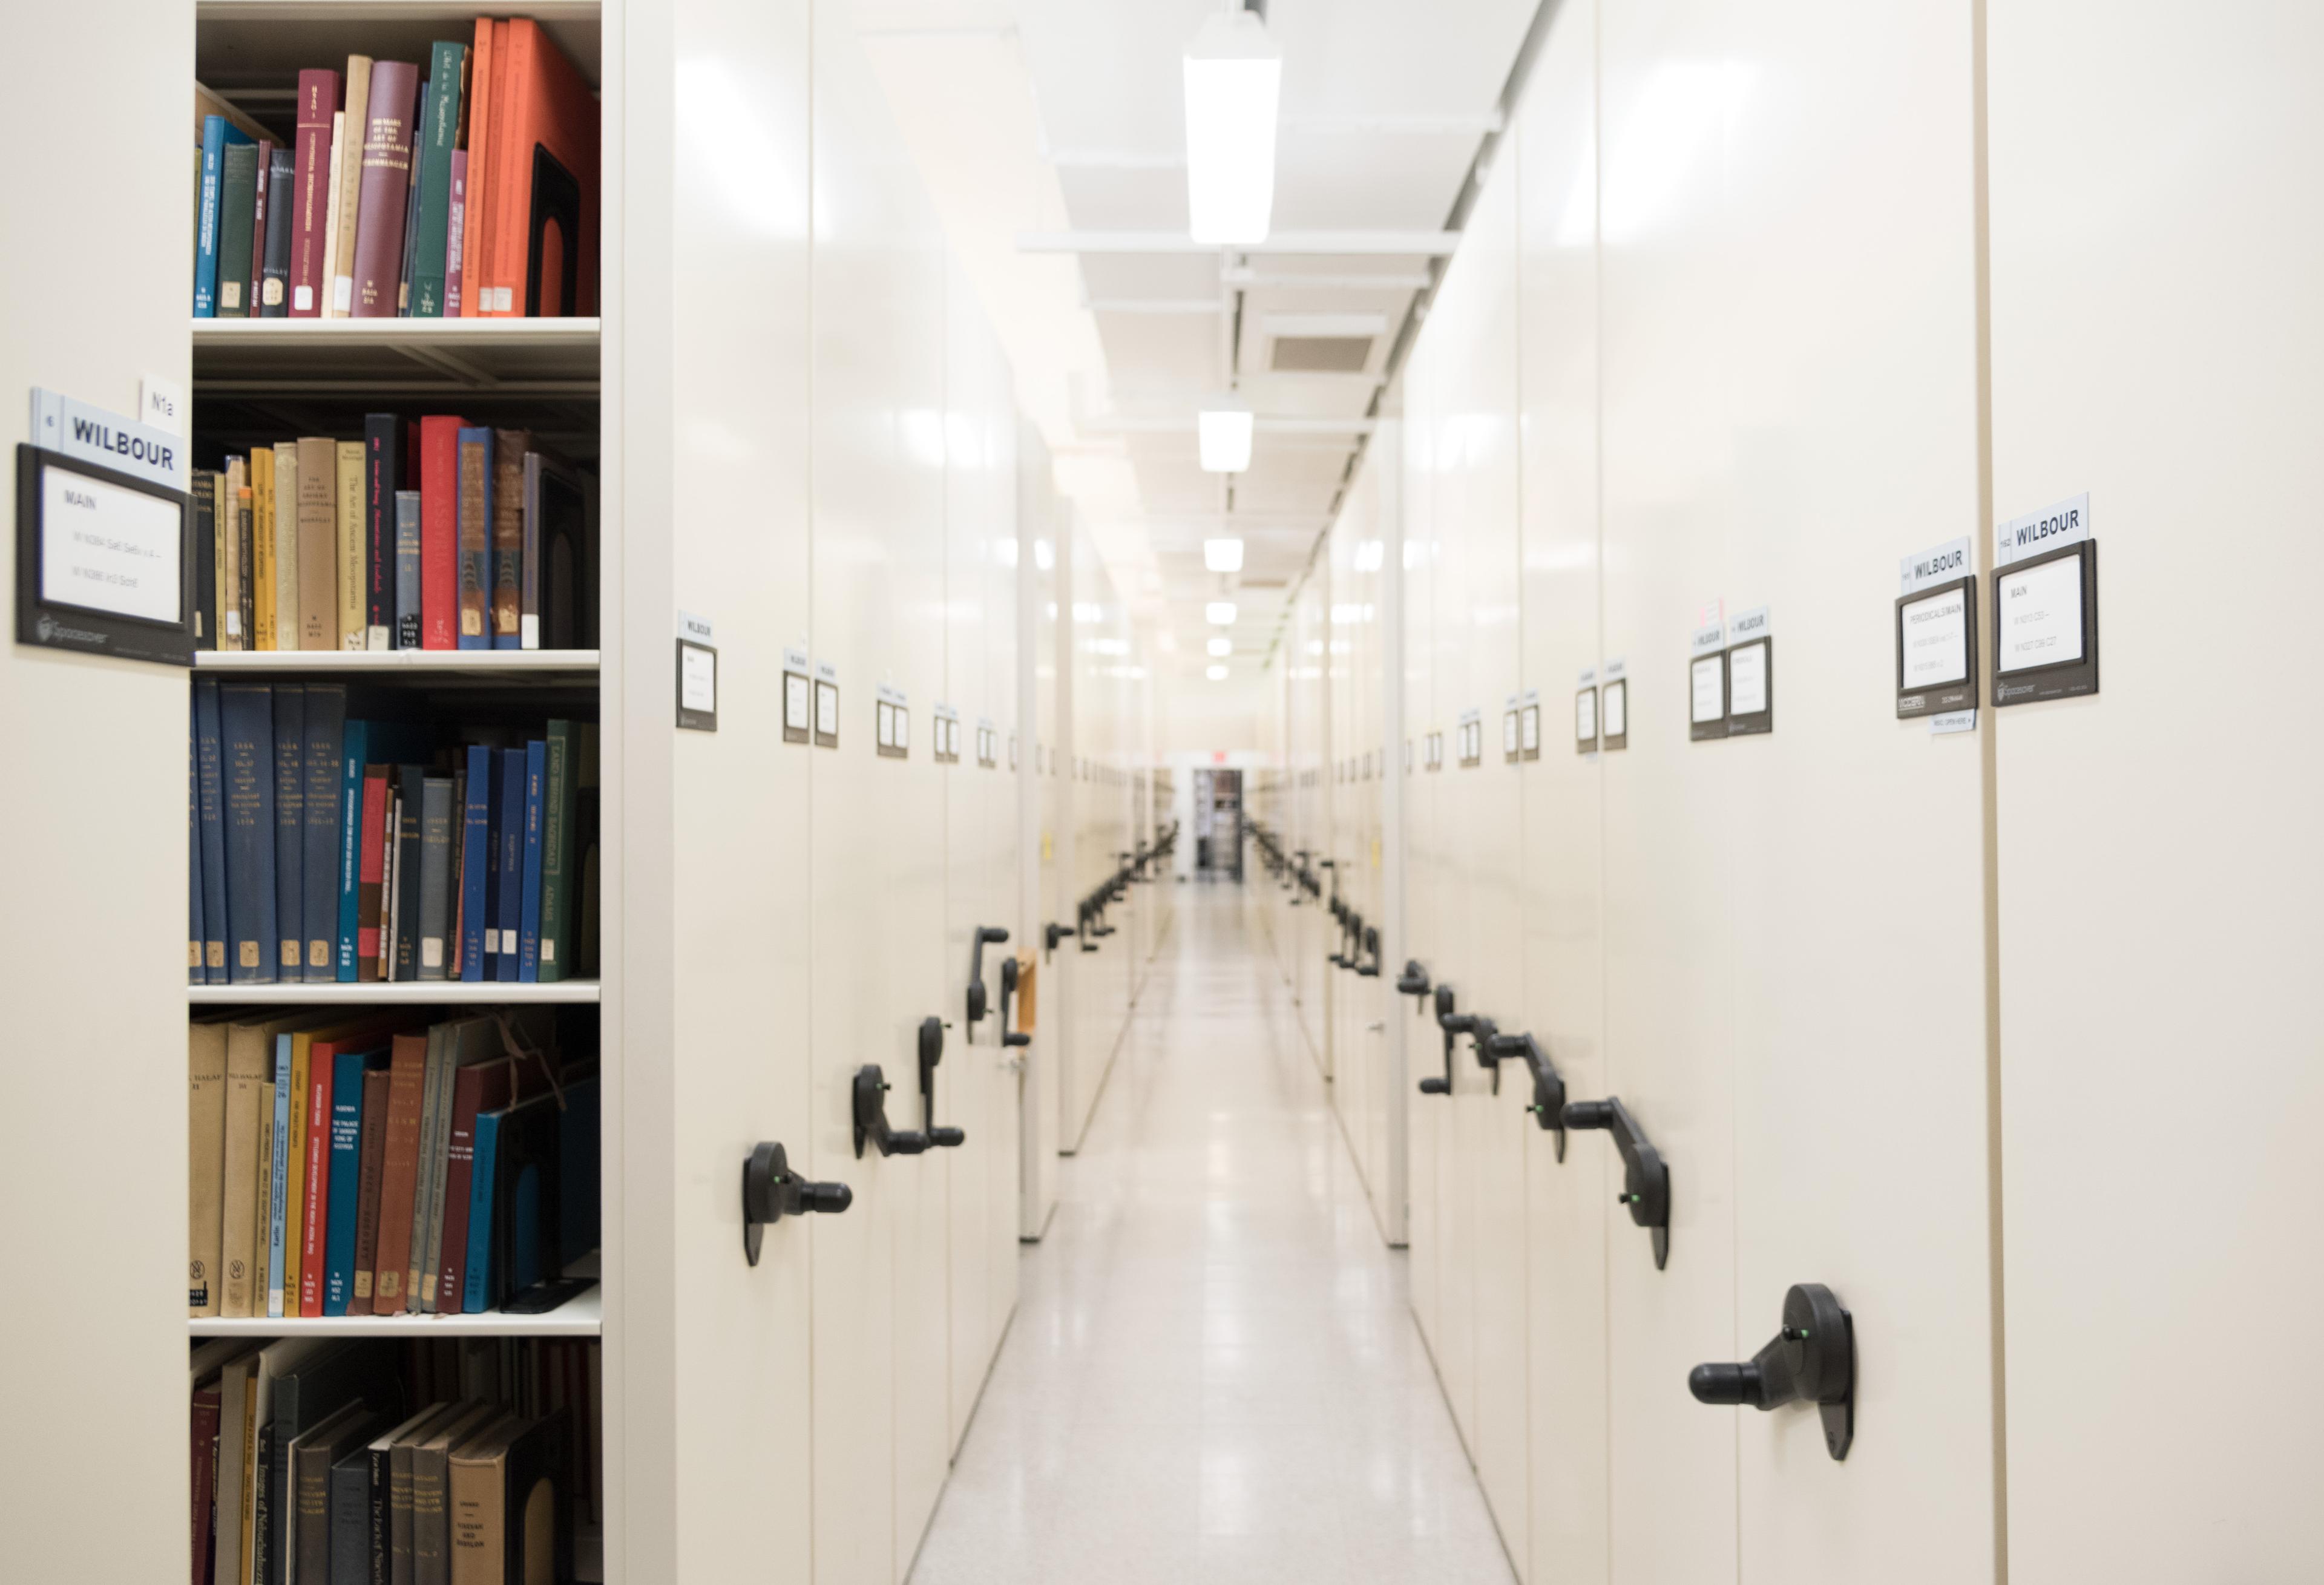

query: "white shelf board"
left=189, top=980, right=601, bottom=1005
left=189, top=1285, right=600, bottom=1339
left=197, top=649, right=600, bottom=675
left=192, top=317, right=601, bottom=390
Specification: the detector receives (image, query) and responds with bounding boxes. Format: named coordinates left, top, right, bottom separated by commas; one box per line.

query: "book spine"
left=332, top=1454, right=372, bottom=1585
left=368, top=1442, right=395, bottom=1585
left=494, top=748, right=525, bottom=982
left=462, top=18, right=498, bottom=321
left=336, top=441, right=366, bottom=649
left=399, top=79, right=428, bottom=313
left=195, top=678, right=229, bottom=983
left=456, top=428, right=491, bottom=648
left=319, top=111, right=346, bottom=319
left=357, top=767, right=389, bottom=979
left=519, top=740, right=545, bottom=981
left=352, top=1066, right=390, bottom=1305
left=266, top=1049, right=290, bottom=1318
left=260, top=149, right=297, bottom=315
left=188, top=712, right=203, bottom=983
left=298, top=1043, right=335, bottom=1314
left=410, top=41, right=468, bottom=317
left=194, top=117, right=228, bottom=317
left=489, top=431, right=528, bottom=648
left=392, top=766, right=425, bottom=980
left=336, top=720, right=369, bottom=980
left=445, top=150, right=467, bottom=315
left=539, top=721, right=577, bottom=981
left=370, top=1035, right=427, bottom=1313
left=191, top=1388, right=222, bottom=1585
left=216, top=467, right=239, bottom=650
left=296, top=438, right=338, bottom=649
left=249, top=139, right=271, bottom=314
left=520, top=453, right=541, bottom=649
left=459, top=746, right=491, bottom=982
left=461, top=1111, right=501, bottom=1310
left=251, top=1420, right=275, bottom=1585
left=192, top=471, right=216, bottom=651
left=332, top=56, right=375, bottom=315
left=220, top=682, right=277, bottom=982
left=290, top=69, right=342, bottom=315
left=419, top=418, right=462, bottom=648
left=418, top=779, right=455, bottom=980
left=435, top=1073, right=485, bottom=1313
left=395, top=491, right=423, bottom=649
left=274, top=441, right=302, bottom=651
left=362, top=414, right=401, bottom=646
left=216, top=139, right=259, bottom=316
left=323, top=1049, right=367, bottom=1314
left=352, top=61, right=419, bottom=318
left=251, top=446, right=275, bottom=650
left=303, top=683, right=347, bottom=981
left=188, top=1022, right=228, bottom=1315
left=272, top=684, right=306, bottom=979
left=237, top=481, right=256, bottom=650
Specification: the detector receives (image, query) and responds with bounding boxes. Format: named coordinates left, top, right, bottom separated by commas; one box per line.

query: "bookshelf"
left=189, top=980, right=603, bottom=1005
left=197, top=648, right=602, bottom=673
left=189, top=1284, right=602, bottom=1339
left=192, top=317, right=602, bottom=392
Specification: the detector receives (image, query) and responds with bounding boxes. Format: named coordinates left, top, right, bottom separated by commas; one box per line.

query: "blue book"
left=456, top=427, right=491, bottom=649
left=194, top=680, right=230, bottom=985
left=189, top=694, right=205, bottom=985
left=301, top=684, right=346, bottom=982
left=494, top=748, right=525, bottom=982
left=393, top=490, right=422, bottom=648
left=321, top=1047, right=387, bottom=1314
left=218, top=683, right=278, bottom=982
left=269, top=1034, right=294, bottom=1318
left=559, top=1075, right=600, bottom=1261
left=459, top=745, right=492, bottom=980
left=333, top=719, right=367, bottom=980
left=193, top=116, right=252, bottom=318
left=462, top=1106, right=505, bottom=1311
left=270, top=686, right=305, bottom=982
left=481, top=747, right=505, bottom=974
left=518, top=740, right=547, bottom=981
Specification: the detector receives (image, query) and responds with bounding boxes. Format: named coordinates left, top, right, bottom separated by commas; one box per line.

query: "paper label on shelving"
left=1996, top=493, right=2090, bottom=568
left=294, top=284, right=313, bottom=312
left=332, top=277, right=353, bottom=313
left=679, top=609, right=715, bottom=642
left=31, top=387, right=186, bottom=491
left=139, top=375, right=186, bottom=436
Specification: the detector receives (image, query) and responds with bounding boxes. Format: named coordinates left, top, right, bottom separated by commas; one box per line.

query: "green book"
left=215, top=139, right=261, bottom=318
left=408, top=39, right=468, bottom=318
left=537, top=720, right=581, bottom=981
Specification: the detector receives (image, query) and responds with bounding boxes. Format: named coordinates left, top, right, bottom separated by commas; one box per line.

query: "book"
left=411, top=1405, right=503, bottom=1585
left=257, top=1075, right=279, bottom=1316
left=488, top=430, right=529, bottom=646
left=221, top=1018, right=285, bottom=1317
left=448, top=764, right=467, bottom=978
left=353, top=62, right=420, bottom=319
left=577, top=724, right=600, bottom=978
left=220, top=681, right=277, bottom=982
left=331, top=56, right=375, bottom=316
left=401, top=76, right=430, bottom=314
left=261, top=146, right=297, bottom=315
left=493, top=748, right=524, bottom=983
left=336, top=440, right=366, bottom=648
left=216, top=136, right=260, bottom=317
left=559, top=1074, right=600, bottom=1262
left=462, top=19, right=502, bottom=321
left=420, top=1019, right=504, bottom=1311
left=248, top=138, right=272, bottom=315
left=194, top=116, right=252, bottom=317
left=356, top=1403, right=450, bottom=1585
left=455, top=428, right=491, bottom=648
left=435, top=1058, right=513, bottom=1314
left=481, top=21, right=599, bottom=317
left=395, top=491, right=424, bottom=649
left=234, top=470, right=256, bottom=649
left=291, top=68, right=343, bottom=315
left=270, top=1034, right=303, bottom=1318
left=194, top=678, right=229, bottom=982
left=251, top=445, right=275, bottom=650
left=214, top=1352, right=260, bottom=1585
left=274, top=441, right=303, bottom=650
left=459, top=747, right=493, bottom=982
left=323, top=1046, right=383, bottom=1314
left=525, top=454, right=592, bottom=649
left=446, top=150, right=468, bottom=313
left=412, top=39, right=469, bottom=318
left=539, top=722, right=579, bottom=980
left=269, top=1339, right=401, bottom=1585
left=407, top=1025, right=450, bottom=1311
left=212, top=471, right=241, bottom=650
left=448, top=1413, right=568, bottom=1585
left=192, top=1382, right=223, bottom=1585
left=320, top=110, right=346, bottom=321
left=518, top=741, right=546, bottom=981
left=381, top=781, right=402, bottom=981
left=418, top=778, right=455, bottom=979
left=192, top=470, right=217, bottom=651
left=371, top=1032, right=430, bottom=1314
left=294, top=1405, right=381, bottom=1585
left=460, top=1105, right=504, bottom=1311
left=334, top=720, right=367, bottom=979
left=352, top=1064, right=393, bottom=1307
left=476, top=1092, right=562, bottom=1310
left=363, top=414, right=404, bottom=646
left=418, top=417, right=466, bottom=648
left=272, top=684, right=306, bottom=977
left=303, top=684, right=347, bottom=980
left=299, top=1025, right=396, bottom=1315
left=189, top=1017, right=229, bottom=1316
left=392, top=765, right=425, bottom=979
left=295, top=438, right=339, bottom=649
left=189, top=700, right=204, bottom=982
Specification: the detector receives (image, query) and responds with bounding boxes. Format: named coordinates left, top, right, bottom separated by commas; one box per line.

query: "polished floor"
left=909, top=884, right=1516, bottom=1584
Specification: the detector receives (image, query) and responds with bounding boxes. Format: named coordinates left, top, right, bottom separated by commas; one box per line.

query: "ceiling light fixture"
left=1203, top=536, right=1246, bottom=573
left=1183, top=9, right=1282, bottom=246
left=1206, top=664, right=1230, bottom=681
left=1197, top=399, right=1254, bottom=473
left=1207, top=636, right=1233, bottom=657
left=1206, top=601, right=1238, bottom=626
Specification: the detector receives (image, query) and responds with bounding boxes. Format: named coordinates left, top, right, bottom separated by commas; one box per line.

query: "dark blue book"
left=559, top=1075, right=600, bottom=1260
left=189, top=693, right=205, bottom=984
left=193, top=116, right=252, bottom=318
left=459, top=745, right=492, bottom=981
left=219, top=682, right=278, bottom=982
left=461, top=1104, right=504, bottom=1310
left=333, top=718, right=367, bottom=981
left=194, top=678, right=230, bottom=984
left=301, top=684, right=346, bottom=982
left=270, top=686, right=305, bottom=980
left=322, top=1047, right=389, bottom=1314
left=518, top=739, right=546, bottom=981
left=494, top=747, right=525, bottom=982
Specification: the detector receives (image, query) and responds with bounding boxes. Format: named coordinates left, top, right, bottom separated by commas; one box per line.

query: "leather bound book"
left=353, top=62, right=419, bottom=319
left=455, top=428, right=491, bottom=648
left=418, top=417, right=468, bottom=648
left=370, top=1032, right=431, bottom=1313
left=362, top=414, right=404, bottom=646
left=351, top=1064, right=392, bottom=1305
left=261, top=148, right=297, bottom=316
left=290, top=69, right=342, bottom=315
left=488, top=430, right=529, bottom=646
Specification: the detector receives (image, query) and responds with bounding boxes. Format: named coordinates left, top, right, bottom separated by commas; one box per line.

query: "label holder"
left=1991, top=540, right=2099, bottom=707
left=15, top=444, right=194, bottom=665
left=1895, top=574, right=1980, bottom=719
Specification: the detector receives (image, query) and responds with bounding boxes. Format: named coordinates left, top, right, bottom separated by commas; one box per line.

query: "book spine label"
left=195, top=678, right=230, bottom=982
left=290, top=70, right=342, bottom=315
left=352, top=62, right=419, bottom=319
left=220, top=683, right=278, bottom=980
left=302, top=683, right=346, bottom=980
left=271, top=686, right=306, bottom=976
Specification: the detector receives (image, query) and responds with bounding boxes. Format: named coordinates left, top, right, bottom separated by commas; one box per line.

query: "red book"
left=482, top=19, right=597, bottom=316
left=418, top=415, right=468, bottom=649
left=289, top=69, right=342, bottom=317
left=435, top=1057, right=514, bottom=1312
left=191, top=1385, right=221, bottom=1585
left=297, top=1049, right=335, bottom=1315
left=356, top=767, right=390, bottom=977
left=350, top=60, right=419, bottom=319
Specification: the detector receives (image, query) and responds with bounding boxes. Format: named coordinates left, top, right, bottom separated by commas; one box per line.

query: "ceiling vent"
left=1270, top=335, right=1374, bottom=373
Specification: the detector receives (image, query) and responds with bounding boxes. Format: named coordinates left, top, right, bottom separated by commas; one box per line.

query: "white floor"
left=909, top=885, right=1517, bottom=1584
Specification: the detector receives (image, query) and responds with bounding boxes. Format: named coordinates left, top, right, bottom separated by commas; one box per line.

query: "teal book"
left=461, top=1104, right=504, bottom=1311
left=407, top=41, right=468, bottom=317
left=321, top=1047, right=389, bottom=1314
left=215, top=137, right=260, bottom=317
left=194, top=116, right=253, bottom=317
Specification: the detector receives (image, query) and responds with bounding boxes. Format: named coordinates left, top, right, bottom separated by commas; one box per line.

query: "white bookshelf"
left=192, top=317, right=601, bottom=392
left=196, top=648, right=601, bottom=674
left=189, top=980, right=602, bottom=1005
left=189, top=1282, right=602, bottom=1339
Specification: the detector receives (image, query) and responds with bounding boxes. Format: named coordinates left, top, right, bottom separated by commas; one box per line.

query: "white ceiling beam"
left=1281, top=111, right=1505, bottom=134
left=1082, top=415, right=1377, bottom=435
left=1083, top=298, right=1224, bottom=315
left=1019, top=229, right=1460, bottom=256
left=1222, top=266, right=1433, bottom=289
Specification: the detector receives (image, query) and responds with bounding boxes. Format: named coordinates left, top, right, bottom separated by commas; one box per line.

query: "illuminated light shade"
left=1207, top=636, right=1233, bottom=657
left=1353, top=539, right=1384, bottom=572
left=1203, top=536, right=1246, bottom=573
left=1183, top=10, right=1282, bottom=246
left=1197, top=401, right=1255, bottom=473
left=1206, top=664, right=1230, bottom=681
left=1206, top=601, right=1238, bottom=626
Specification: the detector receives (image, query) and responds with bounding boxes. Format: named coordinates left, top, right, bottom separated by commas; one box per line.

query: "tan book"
left=223, top=456, right=249, bottom=651
left=297, top=436, right=339, bottom=648
left=214, top=1351, right=261, bottom=1585
left=320, top=111, right=346, bottom=320
left=251, top=447, right=276, bottom=651
left=219, top=1017, right=287, bottom=1318
left=412, top=1405, right=505, bottom=1585
left=274, top=441, right=302, bottom=651
left=332, top=57, right=373, bottom=315
left=189, top=1017, right=229, bottom=1316
left=337, top=441, right=366, bottom=648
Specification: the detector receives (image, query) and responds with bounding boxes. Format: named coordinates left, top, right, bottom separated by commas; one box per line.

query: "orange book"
left=459, top=18, right=499, bottom=319
left=480, top=19, right=597, bottom=317
left=369, top=1031, right=431, bottom=1314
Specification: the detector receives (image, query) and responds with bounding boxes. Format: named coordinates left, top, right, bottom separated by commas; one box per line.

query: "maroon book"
left=190, top=1385, right=220, bottom=1585
left=351, top=1065, right=392, bottom=1305
left=352, top=61, right=420, bottom=318
left=289, top=69, right=341, bottom=316
left=435, top=1057, right=514, bottom=1311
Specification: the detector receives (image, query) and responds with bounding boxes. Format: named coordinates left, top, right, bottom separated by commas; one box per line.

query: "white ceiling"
left=856, top=0, right=1538, bottom=673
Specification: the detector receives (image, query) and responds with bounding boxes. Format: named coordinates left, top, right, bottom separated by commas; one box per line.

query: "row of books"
left=188, top=681, right=597, bottom=985
left=188, top=1008, right=598, bottom=1322
left=194, top=421, right=592, bottom=654
left=192, top=19, right=597, bottom=320
left=190, top=1335, right=599, bottom=1585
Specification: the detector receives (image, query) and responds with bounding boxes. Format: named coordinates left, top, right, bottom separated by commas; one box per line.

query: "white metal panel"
left=1403, top=336, right=1446, bottom=1359
left=1022, top=434, right=1063, bottom=1236
left=1988, top=4, right=2324, bottom=1575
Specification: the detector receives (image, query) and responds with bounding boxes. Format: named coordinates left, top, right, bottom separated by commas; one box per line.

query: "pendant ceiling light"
left=1183, top=8, right=1282, bottom=246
